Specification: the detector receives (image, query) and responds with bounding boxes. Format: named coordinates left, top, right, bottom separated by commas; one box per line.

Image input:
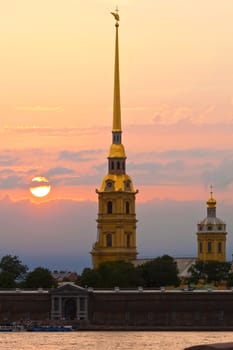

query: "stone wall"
left=1, top=287, right=233, bottom=330
left=0, top=290, right=50, bottom=322
left=88, top=290, right=233, bottom=329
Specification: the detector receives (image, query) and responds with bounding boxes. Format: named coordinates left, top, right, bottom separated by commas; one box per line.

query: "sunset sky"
left=1, top=0, right=233, bottom=272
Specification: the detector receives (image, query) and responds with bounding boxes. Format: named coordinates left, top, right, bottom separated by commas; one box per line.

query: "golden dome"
left=108, top=144, right=126, bottom=158
left=206, top=187, right=216, bottom=208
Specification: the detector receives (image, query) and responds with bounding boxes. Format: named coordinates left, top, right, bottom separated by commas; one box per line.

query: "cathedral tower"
left=197, top=188, right=227, bottom=262
left=91, top=10, right=138, bottom=269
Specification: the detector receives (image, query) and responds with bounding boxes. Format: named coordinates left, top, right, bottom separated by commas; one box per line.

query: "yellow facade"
left=92, top=189, right=138, bottom=269
left=197, top=234, right=226, bottom=262
left=197, top=190, right=227, bottom=262
left=91, top=10, right=138, bottom=268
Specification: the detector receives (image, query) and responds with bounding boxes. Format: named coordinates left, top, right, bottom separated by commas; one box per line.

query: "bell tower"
left=91, top=10, right=138, bottom=269
left=197, top=187, right=227, bottom=262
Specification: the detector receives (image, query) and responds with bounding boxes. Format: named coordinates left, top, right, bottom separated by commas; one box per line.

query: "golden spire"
left=111, top=7, right=121, bottom=132
left=207, top=185, right=217, bottom=208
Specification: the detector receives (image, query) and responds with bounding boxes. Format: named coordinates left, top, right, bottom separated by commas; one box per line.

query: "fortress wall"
left=1, top=288, right=233, bottom=329
left=88, top=291, right=233, bottom=328
left=0, top=291, right=50, bottom=322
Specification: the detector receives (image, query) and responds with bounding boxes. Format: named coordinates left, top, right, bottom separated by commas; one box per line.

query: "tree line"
left=78, top=257, right=233, bottom=289
left=0, top=254, right=233, bottom=289
left=79, top=255, right=180, bottom=288
left=0, top=255, right=56, bottom=288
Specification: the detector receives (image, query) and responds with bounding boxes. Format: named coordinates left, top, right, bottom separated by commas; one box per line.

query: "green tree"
left=188, top=260, right=232, bottom=286
left=0, top=272, right=17, bottom=288
left=24, top=267, right=57, bottom=288
left=138, top=255, right=180, bottom=288
left=98, top=260, right=140, bottom=288
left=79, top=260, right=140, bottom=288
left=0, top=255, right=28, bottom=287
left=226, top=272, right=233, bottom=288
left=187, top=261, right=206, bottom=284
left=79, top=268, right=102, bottom=288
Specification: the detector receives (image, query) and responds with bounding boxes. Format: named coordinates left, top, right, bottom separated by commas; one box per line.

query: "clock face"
left=106, top=180, right=113, bottom=188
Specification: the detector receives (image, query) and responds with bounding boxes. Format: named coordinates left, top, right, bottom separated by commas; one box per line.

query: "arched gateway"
left=50, top=283, right=88, bottom=321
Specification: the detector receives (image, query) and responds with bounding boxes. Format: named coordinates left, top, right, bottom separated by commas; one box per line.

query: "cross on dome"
left=207, top=184, right=216, bottom=208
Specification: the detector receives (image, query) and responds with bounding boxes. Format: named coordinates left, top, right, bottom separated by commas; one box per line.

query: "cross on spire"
left=210, top=184, right=213, bottom=197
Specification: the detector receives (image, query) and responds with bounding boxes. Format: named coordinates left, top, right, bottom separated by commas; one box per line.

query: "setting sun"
left=29, top=176, right=51, bottom=198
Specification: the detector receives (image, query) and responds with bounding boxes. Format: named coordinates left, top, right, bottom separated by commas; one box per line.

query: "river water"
left=0, top=331, right=232, bottom=350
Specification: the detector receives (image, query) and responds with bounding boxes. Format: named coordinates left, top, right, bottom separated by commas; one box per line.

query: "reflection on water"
left=0, top=331, right=232, bottom=350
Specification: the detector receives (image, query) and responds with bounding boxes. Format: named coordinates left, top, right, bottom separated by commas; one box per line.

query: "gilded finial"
left=210, top=184, right=213, bottom=198
left=111, top=6, right=120, bottom=23
left=207, top=184, right=216, bottom=208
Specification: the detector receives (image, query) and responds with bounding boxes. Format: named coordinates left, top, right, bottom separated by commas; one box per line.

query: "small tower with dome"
left=197, top=187, right=227, bottom=262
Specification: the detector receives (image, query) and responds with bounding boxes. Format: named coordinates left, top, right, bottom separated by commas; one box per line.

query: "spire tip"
left=111, top=6, right=120, bottom=23
left=210, top=184, right=213, bottom=198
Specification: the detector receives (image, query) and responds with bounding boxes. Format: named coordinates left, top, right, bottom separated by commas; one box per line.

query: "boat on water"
left=0, top=326, right=13, bottom=332
left=0, top=325, right=27, bottom=332
left=27, top=325, right=73, bottom=332
left=0, top=324, right=74, bottom=332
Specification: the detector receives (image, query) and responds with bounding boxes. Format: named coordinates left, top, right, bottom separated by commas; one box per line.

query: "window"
left=107, top=201, right=112, bottom=214
left=126, top=201, right=130, bottom=214
left=208, top=208, right=215, bottom=217
left=199, top=242, right=203, bottom=253
left=117, top=161, right=120, bottom=170
left=106, top=233, right=112, bottom=247
left=208, top=242, right=212, bottom=253
left=125, top=180, right=131, bottom=191
left=207, top=226, right=212, bottom=231
left=218, top=242, right=222, bottom=253
left=218, top=225, right=222, bottom=231
left=111, top=161, right=114, bottom=170
left=114, top=134, right=120, bottom=143
left=126, top=233, right=131, bottom=248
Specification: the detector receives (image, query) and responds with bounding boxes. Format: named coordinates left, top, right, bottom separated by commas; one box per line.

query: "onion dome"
left=198, top=186, right=226, bottom=231
left=206, top=188, right=216, bottom=208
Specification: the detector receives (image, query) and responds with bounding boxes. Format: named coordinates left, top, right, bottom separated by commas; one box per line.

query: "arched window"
left=126, top=233, right=131, bottom=248
left=107, top=201, right=112, bottom=214
left=106, top=233, right=112, bottom=247
left=125, top=180, right=131, bottom=191
left=208, top=242, right=212, bottom=253
left=126, top=201, right=130, bottom=214
left=199, top=242, right=203, bottom=253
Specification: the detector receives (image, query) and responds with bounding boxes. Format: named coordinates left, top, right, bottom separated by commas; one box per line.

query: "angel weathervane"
left=111, top=7, right=120, bottom=23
